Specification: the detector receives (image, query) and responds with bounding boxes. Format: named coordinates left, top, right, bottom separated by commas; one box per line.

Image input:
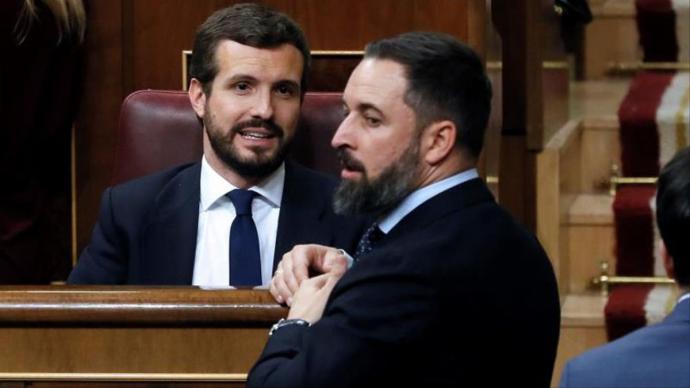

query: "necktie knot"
left=354, top=223, right=384, bottom=261
left=228, top=189, right=255, bottom=216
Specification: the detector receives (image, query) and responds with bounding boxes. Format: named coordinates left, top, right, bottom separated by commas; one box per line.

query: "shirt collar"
left=378, top=168, right=480, bottom=234
left=679, top=292, right=690, bottom=305
left=199, top=155, right=285, bottom=211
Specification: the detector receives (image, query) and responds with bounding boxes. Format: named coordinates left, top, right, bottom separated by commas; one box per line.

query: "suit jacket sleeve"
left=247, top=251, right=439, bottom=388
left=67, top=187, right=128, bottom=284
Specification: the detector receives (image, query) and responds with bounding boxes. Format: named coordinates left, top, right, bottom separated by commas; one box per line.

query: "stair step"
left=567, top=194, right=614, bottom=225
left=562, top=292, right=607, bottom=326
left=571, top=79, right=631, bottom=121
left=591, top=0, right=635, bottom=18
left=554, top=292, right=608, bottom=387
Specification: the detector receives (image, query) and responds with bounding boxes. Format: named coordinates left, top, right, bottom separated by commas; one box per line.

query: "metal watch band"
left=268, top=318, right=311, bottom=336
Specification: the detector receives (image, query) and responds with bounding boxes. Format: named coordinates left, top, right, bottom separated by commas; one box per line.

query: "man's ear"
left=421, top=120, right=457, bottom=165
left=188, top=78, right=207, bottom=118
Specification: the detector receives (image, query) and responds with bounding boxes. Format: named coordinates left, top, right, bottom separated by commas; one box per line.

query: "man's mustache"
left=337, top=148, right=365, bottom=173
left=231, top=118, right=284, bottom=137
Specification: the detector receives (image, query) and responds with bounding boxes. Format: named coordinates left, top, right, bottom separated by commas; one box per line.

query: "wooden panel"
left=584, top=1, right=638, bottom=79
left=296, top=0, right=412, bottom=50
left=492, top=0, right=571, bottom=229
left=309, top=53, right=361, bottom=92
left=567, top=224, right=615, bottom=293
left=129, top=0, right=477, bottom=91
left=0, top=328, right=266, bottom=374
left=0, top=287, right=283, bottom=323
left=540, top=0, right=569, bottom=147
left=553, top=293, right=608, bottom=387
left=536, top=143, right=561, bottom=284
left=130, top=0, right=221, bottom=92
left=75, top=0, right=125, bottom=255
left=493, top=1, right=542, bottom=230
left=536, top=120, right=582, bottom=295
left=543, top=67, right=570, bottom=146
left=580, top=126, right=620, bottom=193
left=0, top=287, right=285, bottom=384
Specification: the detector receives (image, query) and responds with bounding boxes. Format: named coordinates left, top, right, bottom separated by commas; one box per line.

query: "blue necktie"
left=353, top=223, right=384, bottom=262
left=228, top=189, right=262, bottom=286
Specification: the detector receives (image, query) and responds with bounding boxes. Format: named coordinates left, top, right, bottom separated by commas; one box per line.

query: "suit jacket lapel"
left=273, top=161, right=331, bottom=271
left=383, top=178, right=495, bottom=244
left=139, top=163, right=201, bottom=284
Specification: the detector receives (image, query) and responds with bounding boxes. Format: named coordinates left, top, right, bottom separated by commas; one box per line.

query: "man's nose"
left=250, top=89, right=274, bottom=120
left=331, top=113, right=354, bottom=150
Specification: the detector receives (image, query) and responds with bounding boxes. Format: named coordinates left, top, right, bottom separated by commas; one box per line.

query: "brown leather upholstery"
left=111, top=90, right=344, bottom=185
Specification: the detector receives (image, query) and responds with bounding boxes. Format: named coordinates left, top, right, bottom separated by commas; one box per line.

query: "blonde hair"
left=14, top=0, right=86, bottom=45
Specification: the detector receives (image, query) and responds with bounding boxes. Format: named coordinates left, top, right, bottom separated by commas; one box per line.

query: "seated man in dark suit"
left=248, top=31, right=561, bottom=388
left=68, top=3, right=363, bottom=286
left=560, top=147, right=690, bottom=388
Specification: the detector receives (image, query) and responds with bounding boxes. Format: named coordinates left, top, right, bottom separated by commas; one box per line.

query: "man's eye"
left=365, top=117, right=381, bottom=126
left=234, top=82, right=251, bottom=92
left=276, top=84, right=296, bottom=97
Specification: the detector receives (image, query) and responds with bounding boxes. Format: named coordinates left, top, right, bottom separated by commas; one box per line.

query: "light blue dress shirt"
left=378, top=168, right=480, bottom=233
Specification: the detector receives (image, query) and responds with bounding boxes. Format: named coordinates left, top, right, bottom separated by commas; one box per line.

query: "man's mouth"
left=238, top=128, right=276, bottom=140
left=337, top=149, right=366, bottom=175
left=232, top=119, right=284, bottom=142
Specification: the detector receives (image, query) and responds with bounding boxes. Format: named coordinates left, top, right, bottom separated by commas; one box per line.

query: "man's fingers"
left=289, top=245, right=316, bottom=283
left=322, top=250, right=349, bottom=276
left=293, top=255, right=309, bottom=283
left=269, top=276, right=281, bottom=303
left=311, top=273, right=331, bottom=288
left=270, top=263, right=293, bottom=305
left=303, top=272, right=339, bottom=293
left=271, top=275, right=287, bottom=304
left=271, top=245, right=346, bottom=306
left=281, top=257, right=301, bottom=294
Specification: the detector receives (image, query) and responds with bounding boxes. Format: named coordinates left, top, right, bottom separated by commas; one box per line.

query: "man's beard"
left=204, top=112, right=291, bottom=179
left=333, top=138, right=420, bottom=217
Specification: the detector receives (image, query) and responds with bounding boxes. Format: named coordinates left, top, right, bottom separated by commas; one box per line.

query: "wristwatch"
left=268, top=318, right=311, bottom=336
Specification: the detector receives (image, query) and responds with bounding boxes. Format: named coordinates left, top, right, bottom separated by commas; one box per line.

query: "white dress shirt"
left=192, top=156, right=284, bottom=288
left=679, top=292, right=690, bottom=304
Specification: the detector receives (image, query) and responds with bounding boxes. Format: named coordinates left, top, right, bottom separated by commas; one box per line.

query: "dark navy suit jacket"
left=68, top=161, right=364, bottom=284
left=247, top=178, right=561, bottom=388
left=560, top=296, right=690, bottom=388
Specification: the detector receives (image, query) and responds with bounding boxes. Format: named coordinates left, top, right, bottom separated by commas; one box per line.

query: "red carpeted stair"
left=605, top=0, right=689, bottom=341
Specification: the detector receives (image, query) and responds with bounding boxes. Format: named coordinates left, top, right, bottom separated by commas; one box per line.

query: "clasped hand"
left=270, top=244, right=349, bottom=323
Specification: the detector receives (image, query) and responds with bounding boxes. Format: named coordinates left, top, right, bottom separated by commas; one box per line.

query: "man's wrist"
left=268, top=318, right=311, bottom=336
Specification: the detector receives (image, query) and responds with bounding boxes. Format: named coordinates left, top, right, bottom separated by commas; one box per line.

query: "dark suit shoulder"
left=330, top=181, right=559, bottom=387
left=68, top=162, right=201, bottom=285
left=110, top=162, right=199, bottom=200
left=279, top=160, right=367, bottom=255
left=384, top=187, right=546, bottom=276
left=285, top=160, right=338, bottom=191
left=106, top=163, right=199, bottom=217
left=563, top=305, right=690, bottom=388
